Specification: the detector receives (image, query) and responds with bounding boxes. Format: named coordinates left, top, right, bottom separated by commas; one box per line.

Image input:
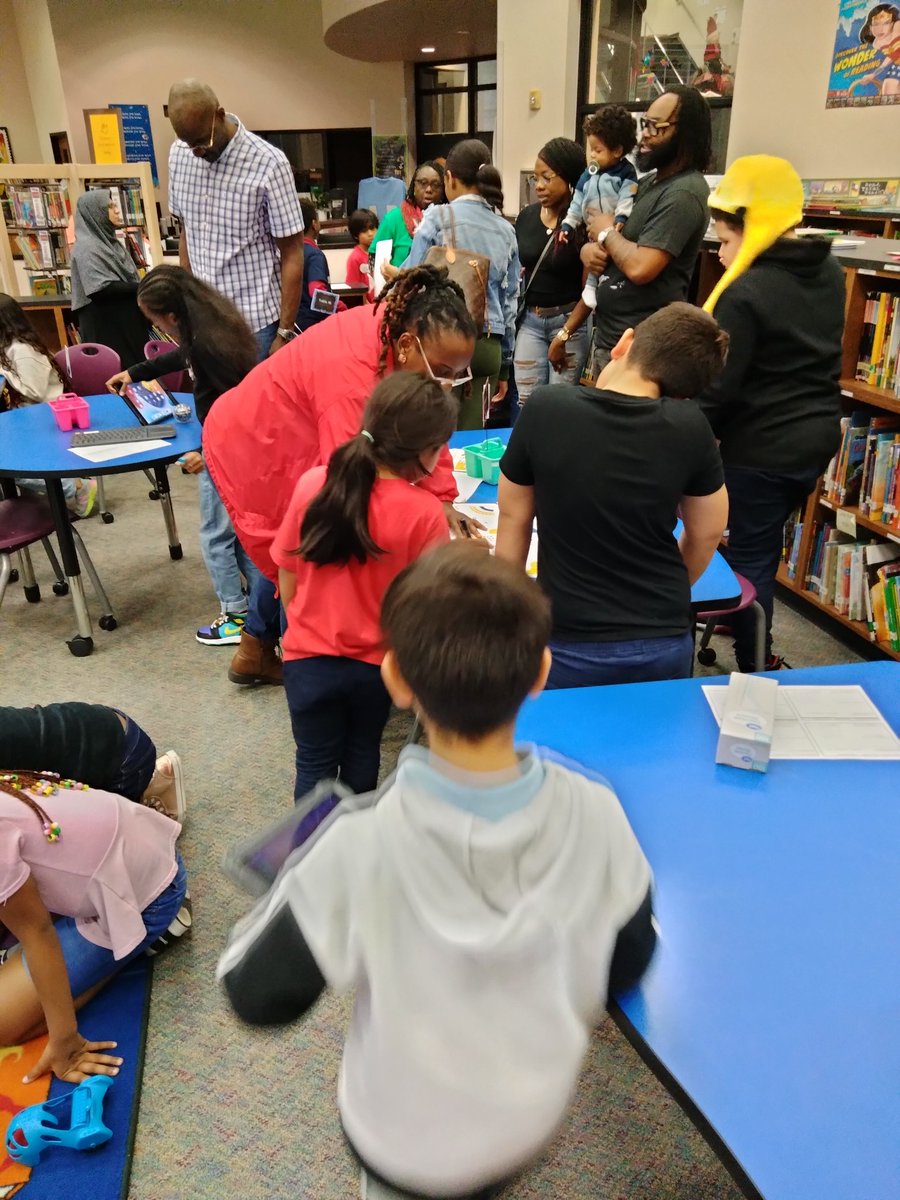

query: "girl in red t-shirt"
left=273, top=375, right=457, bottom=799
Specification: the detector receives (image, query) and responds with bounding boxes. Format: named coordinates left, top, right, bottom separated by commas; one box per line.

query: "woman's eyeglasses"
left=638, top=116, right=677, bottom=137
left=414, top=177, right=441, bottom=191
left=414, top=336, right=473, bottom=390
left=527, top=171, right=560, bottom=186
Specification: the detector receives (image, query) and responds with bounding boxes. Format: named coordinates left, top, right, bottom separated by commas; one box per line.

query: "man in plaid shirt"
left=167, top=79, right=305, bottom=360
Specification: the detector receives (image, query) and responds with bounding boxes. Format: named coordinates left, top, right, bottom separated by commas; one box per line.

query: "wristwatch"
left=555, top=327, right=572, bottom=343
left=277, top=327, right=298, bottom=342
left=595, top=227, right=613, bottom=247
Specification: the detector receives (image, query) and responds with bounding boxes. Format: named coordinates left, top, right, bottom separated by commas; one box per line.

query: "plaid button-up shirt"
left=168, top=115, right=304, bottom=331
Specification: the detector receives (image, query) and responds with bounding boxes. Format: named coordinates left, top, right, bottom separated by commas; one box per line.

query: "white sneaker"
left=581, top=282, right=597, bottom=309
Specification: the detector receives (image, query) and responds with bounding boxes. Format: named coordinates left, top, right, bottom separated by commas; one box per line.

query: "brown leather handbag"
left=423, top=204, right=490, bottom=331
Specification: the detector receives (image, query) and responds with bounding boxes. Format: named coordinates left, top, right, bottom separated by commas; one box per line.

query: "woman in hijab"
left=70, top=189, right=149, bottom=365
left=513, top=137, right=591, bottom=410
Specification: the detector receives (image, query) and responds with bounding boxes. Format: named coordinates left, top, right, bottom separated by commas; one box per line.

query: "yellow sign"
left=84, top=109, right=125, bottom=164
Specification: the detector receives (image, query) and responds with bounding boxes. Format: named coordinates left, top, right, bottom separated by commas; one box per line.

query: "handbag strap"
left=519, top=225, right=557, bottom=309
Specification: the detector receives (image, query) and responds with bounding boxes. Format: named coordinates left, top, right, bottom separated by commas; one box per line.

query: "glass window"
left=586, top=0, right=742, bottom=105
left=477, top=59, right=497, bottom=86
left=421, top=92, right=468, bottom=135
left=476, top=90, right=496, bottom=134
left=417, top=63, right=469, bottom=90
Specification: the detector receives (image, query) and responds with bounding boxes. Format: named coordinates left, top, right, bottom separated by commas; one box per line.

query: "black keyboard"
left=71, top=425, right=176, bottom=448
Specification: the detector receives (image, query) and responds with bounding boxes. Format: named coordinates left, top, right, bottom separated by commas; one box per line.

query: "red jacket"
left=203, top=303, right=456, bottom=580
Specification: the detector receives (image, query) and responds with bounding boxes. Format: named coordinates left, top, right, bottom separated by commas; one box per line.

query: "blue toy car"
left=5, top=1075, right=114, bottom=1167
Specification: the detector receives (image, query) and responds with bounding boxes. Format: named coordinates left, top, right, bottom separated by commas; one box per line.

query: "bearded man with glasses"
left=580, top=86, right=712, bottom=380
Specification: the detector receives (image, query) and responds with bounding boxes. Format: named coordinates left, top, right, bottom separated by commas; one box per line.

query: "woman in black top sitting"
left=513, top=138, right=592, bottom=410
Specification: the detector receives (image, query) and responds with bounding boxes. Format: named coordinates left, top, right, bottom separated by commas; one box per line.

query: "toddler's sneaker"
left=196, top=611, right=246, bottom=646
left=71, top=478, right=97, bottom=518
left=581, top=282, right=597, bottom=309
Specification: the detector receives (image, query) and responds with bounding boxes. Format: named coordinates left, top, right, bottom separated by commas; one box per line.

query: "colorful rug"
left=0, top=956, right=152, bottom=1199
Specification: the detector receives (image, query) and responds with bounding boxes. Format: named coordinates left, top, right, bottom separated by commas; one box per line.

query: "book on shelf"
left=856, top=288, right=900, bottom=395
left=7, top=184, right=70, bottom=229
left=824, top=412, right=900, bottom=528
left=803, top=520, right=900, bottom=646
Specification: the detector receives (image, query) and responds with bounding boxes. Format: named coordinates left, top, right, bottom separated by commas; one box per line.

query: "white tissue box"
left=714, top=674, right=778, bottom=773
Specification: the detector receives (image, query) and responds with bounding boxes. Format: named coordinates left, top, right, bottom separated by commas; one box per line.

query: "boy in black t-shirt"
left=497, top=302, right=729, bottom=689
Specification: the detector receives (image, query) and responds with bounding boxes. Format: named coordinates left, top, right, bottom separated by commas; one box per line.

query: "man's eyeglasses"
left=183, top=111, right=217, bottom=153
left=414, top=336, right=473, bottom=390
left=528, top=171, right=560, bottom=186
left=638, top=116, right=677, bottom=137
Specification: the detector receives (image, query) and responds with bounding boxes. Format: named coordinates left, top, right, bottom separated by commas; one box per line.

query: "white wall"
left=8, top=0, right=69, bottom=160
left=44, top=0, right=406, bottom=205
left=728, top=0, right=899, bottom=176
left=496, top=0, right=581, bottom=211
left=0, top=0, right=41, bottom=161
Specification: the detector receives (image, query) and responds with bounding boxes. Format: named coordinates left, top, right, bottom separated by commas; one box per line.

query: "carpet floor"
left=0, top=468, right=867, bottom=1199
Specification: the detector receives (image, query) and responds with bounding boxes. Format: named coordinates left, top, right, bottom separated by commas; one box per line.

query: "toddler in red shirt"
left=272, top=374, right=456, bottom=799
left=345, top=208, right=379, bottom=301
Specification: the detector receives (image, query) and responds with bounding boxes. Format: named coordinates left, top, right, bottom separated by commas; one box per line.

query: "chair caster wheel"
left=148, top=490, right=160, bottom=501
left=52, top=581, right=70, bottom=596
left=99, top=614, right=118, bottom=631
left=9, top=568, right=19, bottom=583
left=697, top=647, right=717, bottom=666
left=67, top=635, right=94, bottom=657
left=169, top=544, right=183, bottom=560
left=101, top=511, right=115, bottom=524
left=24, top=584, right=41, bottom=603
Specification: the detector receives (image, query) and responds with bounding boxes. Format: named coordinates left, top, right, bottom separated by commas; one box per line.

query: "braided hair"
left=0, top=770, right=73, bottom=840
left=374, top=263, right=477, bottom=376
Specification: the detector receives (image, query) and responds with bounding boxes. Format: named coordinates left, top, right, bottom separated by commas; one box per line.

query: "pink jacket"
left=203, top=303, right=457, bottom=581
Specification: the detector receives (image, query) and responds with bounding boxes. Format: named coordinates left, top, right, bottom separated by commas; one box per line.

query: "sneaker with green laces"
left=196, top=612, right=246, bottom=646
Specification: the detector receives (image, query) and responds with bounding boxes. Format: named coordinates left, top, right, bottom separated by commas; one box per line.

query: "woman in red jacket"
left=203, top=266, right=477, bottom=686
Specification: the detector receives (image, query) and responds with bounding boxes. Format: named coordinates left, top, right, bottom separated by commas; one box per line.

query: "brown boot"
left=227, top=630, right=283, bottom=687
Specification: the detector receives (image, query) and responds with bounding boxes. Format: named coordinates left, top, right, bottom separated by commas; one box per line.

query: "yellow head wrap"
left=703, top=155, right=804, bottom=314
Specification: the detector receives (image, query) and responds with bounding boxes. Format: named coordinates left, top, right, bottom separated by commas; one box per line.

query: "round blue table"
left=0, top=393, right=201, bottom=655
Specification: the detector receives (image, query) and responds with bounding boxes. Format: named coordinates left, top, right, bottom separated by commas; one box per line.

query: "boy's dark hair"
left=583, top=105, right=637, bottom=157
left=349, top=208, right=378, bottom=241
left=300, top=200, right=318, bottom=230
left=627, top=302, right=729, bottom=398
left=375, top=263, right=477, bottom=374
left=445, top=139, right=504, bottom=211
left=709, top=205, right=745, bottom=232
left=382, top=543, right=551, bottom=739
left=298, top=374, right=457, bottom=566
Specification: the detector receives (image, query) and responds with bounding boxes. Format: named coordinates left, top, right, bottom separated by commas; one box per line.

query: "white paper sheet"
left=455, top=502, right=539, bottom=577
left=68, top=439, right=171, bottom=463
left=372, top=239, right=393, bottom=297
left=452, top=471, right=483, bottom=503
left=702, top=684, right=900, bottom=760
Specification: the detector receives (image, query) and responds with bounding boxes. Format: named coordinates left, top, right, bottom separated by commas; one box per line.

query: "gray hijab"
left=70, top=188, right=138, bottom=311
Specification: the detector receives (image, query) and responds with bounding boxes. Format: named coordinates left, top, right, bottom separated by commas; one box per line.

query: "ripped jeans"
left=513, top=306, right=590, bottom=409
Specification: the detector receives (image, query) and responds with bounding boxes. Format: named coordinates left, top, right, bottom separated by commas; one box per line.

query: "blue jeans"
left=197, top=467, right=262, bottom=614
left=254, top=320, right=279, bottom=362
left=722, top=464, right=820, bottom=670
left=244, top=573, right=282, bottom=642
left=283, top=656, right=393, bottom=799
left=546, top=631, right=694, bottom=689
left=111, top=711, right=157, bottom=801
left=513, top=308, right=590, bottom=408
left=20, top=853, right=188, bottom=997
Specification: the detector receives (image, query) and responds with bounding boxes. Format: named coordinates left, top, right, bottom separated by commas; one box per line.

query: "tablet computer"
left=223, top=779, right=375, bottom=897
left=123, top=379, right=181, bottom=425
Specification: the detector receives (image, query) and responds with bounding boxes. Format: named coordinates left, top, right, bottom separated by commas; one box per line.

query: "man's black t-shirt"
left=500, top=384, right=723, bottom=641
left=595, top=169, right=709, bottom=351
left=514, top=204, right=584, bottom=308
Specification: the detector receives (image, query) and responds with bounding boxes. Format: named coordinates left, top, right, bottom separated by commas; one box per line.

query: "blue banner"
left=827, top=1, right=900, bottom=108
left=109, top=104, right=158, bottom=184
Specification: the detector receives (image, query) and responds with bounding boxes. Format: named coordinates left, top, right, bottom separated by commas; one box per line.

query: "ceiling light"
left=421, top=46, right=436, bottom=53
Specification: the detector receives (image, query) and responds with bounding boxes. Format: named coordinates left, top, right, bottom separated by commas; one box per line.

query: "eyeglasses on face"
left=183, top=110, right=217, bottom=152
left=528, top=170, right=560, bottom=186
left=414, top=176, right=441, bottom=191
left=638, top=116, right=677, bottom=137
left=414, top=336, right=473, bottom=390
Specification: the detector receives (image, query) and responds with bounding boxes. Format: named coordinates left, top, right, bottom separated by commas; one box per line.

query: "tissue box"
left=49, top=393, right=90, bottom=431
left=463, top=438, right=505, bottom=486
left=714, top=673, right=778, bottom=773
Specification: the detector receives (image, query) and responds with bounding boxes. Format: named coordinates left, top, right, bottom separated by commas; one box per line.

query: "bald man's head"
left=168, top=80, right=230, bottom=160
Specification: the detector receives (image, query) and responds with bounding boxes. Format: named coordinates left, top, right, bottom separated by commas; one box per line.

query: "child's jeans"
left=111, top=710, right=158, bottom=801
left=16, top=852, right=188, bottom=997
left=283, top=655, right=392, bottom=799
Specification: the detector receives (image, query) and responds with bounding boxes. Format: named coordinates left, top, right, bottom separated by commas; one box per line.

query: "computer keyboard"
left=71, top=425, right=176, bottom=448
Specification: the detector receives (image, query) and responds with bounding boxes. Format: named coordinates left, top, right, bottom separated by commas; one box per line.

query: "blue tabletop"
left=449, top=428, right=740, bottom=611
left=0, top=393, right=202, bottom=479
left=516, top=662, right=900, bottom=1200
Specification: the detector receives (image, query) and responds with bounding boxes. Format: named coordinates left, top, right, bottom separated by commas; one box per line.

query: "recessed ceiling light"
left=421, top=46, right=436, bottom=53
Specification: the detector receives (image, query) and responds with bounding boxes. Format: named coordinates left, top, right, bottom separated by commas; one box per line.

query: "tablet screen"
left=123, top=380, right=180, bottom=425
left=244, top=789, right=343, bottom=888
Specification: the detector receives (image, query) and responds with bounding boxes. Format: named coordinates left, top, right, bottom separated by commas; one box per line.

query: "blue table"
left=0, top=393, right=201, bottom=654
left=449, top=428, right=740, bottom=613
left=515, top=663, right=900, bottom=1200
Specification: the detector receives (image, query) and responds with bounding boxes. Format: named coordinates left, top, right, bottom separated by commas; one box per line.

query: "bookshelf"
left=0, top=162, right=161, bottom=309
left=697, top=241, right=900, bottom=663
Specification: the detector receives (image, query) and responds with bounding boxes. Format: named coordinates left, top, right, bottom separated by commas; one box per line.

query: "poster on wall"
left=372, top=135, right=407, bottom=179
left=0, top=127, right=13, bottom=164
left=84, top=108, right=126, bottom=163
left=827, top=1, right=900, bottom=108
left=110, top=104, right=159, bottom=185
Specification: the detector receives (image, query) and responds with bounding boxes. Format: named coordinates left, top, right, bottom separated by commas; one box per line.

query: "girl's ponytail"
left=296, top=374, right=457, bottom=567
left=445, top=139, right=504, bottom=212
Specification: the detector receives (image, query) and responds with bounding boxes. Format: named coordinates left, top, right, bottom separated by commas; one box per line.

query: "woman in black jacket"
left=698, top=156, right=845, bottom=672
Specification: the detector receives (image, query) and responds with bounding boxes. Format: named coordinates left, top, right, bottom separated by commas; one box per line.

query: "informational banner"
left=110, top=104, right=158, bottom=185
left=84, top=108, right=126, bottom=163
left=372, top=135, right=407, bottom=179
left=805, top=177, right=900, bottom=210
left=827, top=1, right=900, bottom=108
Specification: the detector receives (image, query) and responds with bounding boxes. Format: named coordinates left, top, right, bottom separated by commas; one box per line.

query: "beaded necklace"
left=0, top=771, right=88, bottom=842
